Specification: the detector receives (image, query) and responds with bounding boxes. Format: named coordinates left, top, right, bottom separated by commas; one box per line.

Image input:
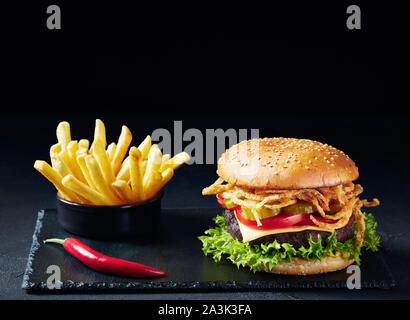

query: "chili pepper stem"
left=44, top=238, right=66, bottom=245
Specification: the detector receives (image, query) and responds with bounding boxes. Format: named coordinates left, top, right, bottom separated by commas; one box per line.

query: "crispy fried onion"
left=236, top=187, right=275, bottom=201
left=202, top=177, right=234, bottom=195
left=258, top=198, right=297, bottom=209
left=310, top=209, right=351, bottom=231
left=353, top=201, right=365, bottom=244
left=310, top=198, right=359, bottom=231
left=202, top=178, right=379, bottom=231
left=361, top=198, right=380, bottom=207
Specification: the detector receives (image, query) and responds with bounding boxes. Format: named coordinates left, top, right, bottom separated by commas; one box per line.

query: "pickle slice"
left=282, top=201, right=315, bottom=215
left=240, top=199, right=281, bottom=220
left=222, top=198, right=237, bottom=209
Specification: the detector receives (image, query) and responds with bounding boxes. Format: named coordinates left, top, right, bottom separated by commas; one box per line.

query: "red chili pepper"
left=44, top=238, right=165, bottom=278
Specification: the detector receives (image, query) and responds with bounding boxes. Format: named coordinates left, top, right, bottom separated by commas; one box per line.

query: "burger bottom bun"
left=257, top=256, right=355, bottom=275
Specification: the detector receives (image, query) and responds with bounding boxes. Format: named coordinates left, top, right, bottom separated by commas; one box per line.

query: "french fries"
left=76, top=154, right=96, bottom=189
left=159, top=168, right=174, bottom=191
left=62, top=175, right=109, bottom=205
left=34, top=119, right=190, bottom=205
left=160, top=152, right=190, bottom=172
left=112, top=125, right=132, bottom=175
left=92, top=139, right=116, bottom=187
left=90, top=119, right=107, bottom=152
left=116, top=156, right=130, bottom=181
left=56, top=121, right=71, bottom=150
left=159, top=154, right=170, bottom=172
left=67, top=141, right=87, bottom=183
left=78, top=139, right=89, bottom=153
left=129, top=147, right=144, bottom=201
left=50, top=143, right=70, bottom=177
left=58, top=149, right=77, bottom=179
left=138, top=135, right=152, bottom=159
left=34, top=160, right=83, bottom=203
left=84, top=155, right=123, bottom=205
left=106, top=142, right=116, bottom=162
left=112, top=180, right=137, bottom=203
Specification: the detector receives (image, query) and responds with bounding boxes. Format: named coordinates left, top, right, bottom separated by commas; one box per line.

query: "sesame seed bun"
left=217, top=138, right=358, bottom=189
left=258, top=256, right=355, bottom=275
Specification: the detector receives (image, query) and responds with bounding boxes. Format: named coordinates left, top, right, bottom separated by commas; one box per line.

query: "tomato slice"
left=234, top=206, right=306, bottom=230
left=217, top=195, right=227, bottom=208
left=294, top=214, right=354, bottom=227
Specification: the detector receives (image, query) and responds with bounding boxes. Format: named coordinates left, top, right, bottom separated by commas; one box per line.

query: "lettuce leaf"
left=362, top=213, right=381, bottom=251
left=198, top=212, right=380, bottom=273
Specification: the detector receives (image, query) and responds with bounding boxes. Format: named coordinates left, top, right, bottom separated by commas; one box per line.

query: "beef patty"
left=225, top=209, right=355, bottom=247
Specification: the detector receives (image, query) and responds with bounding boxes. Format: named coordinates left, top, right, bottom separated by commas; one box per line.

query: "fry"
left=58, top=149, right=75, bottom=176
left=56, top=121, right=71, bottom=151
left=50, top=143, right=70, bottom=177
left=149, top=168, right=174, bottom=197
left=143, top=171, right=162, bottom=200
left=116, top=156, right=146, bottom=182
left=77, top=149, right=88, bottom=157
left=78, top=139, right=89, bottom=152
left=145, top=144, right=162, bottom=175
left=62, top=174, right=109, bottom=205
left=137, top=135, right=151, bottom=159
left=142, top=144, right=163, bottom=199
left=161, top=152, right=190, bottom=172
left=67, top=140, right=79, bottom=157
left=129, top=147, right=144, bottom=201
left=90, top=119, right=107, bottom=152
left=57, top=190, right=68, bottom=200
left=161, top=168, right=174, bottom=186
left=50, top=143, right=61, bottom=155
left=85, top=155, right=122, bottom=205
left=76, top=154, right=96, bottom=189
left=67, top=140, right=87, bottom=183
left=140, top=159, right=147, bottom=178
left=172, top=152, right=191, bottom=165
left=112, top=125, right=132, bottom=175
left=34, top=160, right=82, bottom=203
left=159, top=154, right=170, bottom=172
left=106, top=142, right=116, bottom=162
left=116, top=156, right=130, bottom=181
left=112, top=180, right=137, bottom=203
left=92, top=139, right=116, bottom=186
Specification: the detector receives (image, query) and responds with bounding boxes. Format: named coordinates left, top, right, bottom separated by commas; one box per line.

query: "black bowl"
left=56, top=190, right=163, bottom=239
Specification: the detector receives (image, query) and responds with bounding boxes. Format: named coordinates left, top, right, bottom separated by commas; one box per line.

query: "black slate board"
left=22, top=209, right=395, bottom=291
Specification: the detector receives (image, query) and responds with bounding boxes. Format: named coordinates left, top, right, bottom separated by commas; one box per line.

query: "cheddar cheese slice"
left=236, top=215, right=333, bottom=243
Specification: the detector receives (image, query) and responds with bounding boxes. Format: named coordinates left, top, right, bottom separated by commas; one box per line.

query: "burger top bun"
left=217, top=137, right=359, bottom=190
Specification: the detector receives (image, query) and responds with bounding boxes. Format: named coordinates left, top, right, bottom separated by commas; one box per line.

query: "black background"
left=1, top=1, right=410, bottom=304
left=1, top=2, right=407, bottom=206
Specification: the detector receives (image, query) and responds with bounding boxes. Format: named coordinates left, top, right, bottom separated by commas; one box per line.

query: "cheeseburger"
left=199, top=138, right=380, bottom=275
